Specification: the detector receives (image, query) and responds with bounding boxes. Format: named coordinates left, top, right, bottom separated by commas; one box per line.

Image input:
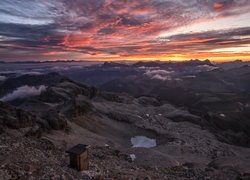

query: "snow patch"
left=136, top=115, right=143, bottom=119
left=131, top=136, right=156, bottom=148
left=220, top=114, right=226, bottom=117
left=129, top=154, right=136, bottom=162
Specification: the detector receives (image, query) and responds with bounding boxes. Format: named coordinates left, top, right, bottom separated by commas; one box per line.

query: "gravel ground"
left=1, top=130, right=249, bottom=180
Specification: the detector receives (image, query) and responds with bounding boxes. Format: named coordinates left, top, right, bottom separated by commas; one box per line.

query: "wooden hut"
left=66, top=144, right=89, bottom=171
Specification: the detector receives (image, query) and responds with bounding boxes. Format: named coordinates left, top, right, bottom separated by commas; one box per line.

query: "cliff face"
left=0, top=102, right=40, bottom=133
left=0, top=74, right=98, bottom=133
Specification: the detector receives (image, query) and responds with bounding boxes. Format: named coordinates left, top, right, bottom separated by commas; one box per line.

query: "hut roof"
left=66, top=144, right=88, bottom=155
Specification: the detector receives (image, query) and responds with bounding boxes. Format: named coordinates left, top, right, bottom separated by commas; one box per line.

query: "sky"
left=0, top=0, right=250, bottom=62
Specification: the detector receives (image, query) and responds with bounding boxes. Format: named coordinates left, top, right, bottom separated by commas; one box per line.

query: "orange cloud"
left=62, top=35, right=93, bottom=48
left=1, top=0, right=250, bottom=62
left=43, top=51, right=68, bottom=56
left=213, top=2, right=224, bottom=9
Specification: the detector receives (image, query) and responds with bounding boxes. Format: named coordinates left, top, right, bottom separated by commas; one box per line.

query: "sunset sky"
left=0, top=0, right=250, bottom=62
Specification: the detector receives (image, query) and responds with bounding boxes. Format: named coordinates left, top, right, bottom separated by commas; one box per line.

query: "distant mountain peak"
left=102, top=62, right=129, bottom=68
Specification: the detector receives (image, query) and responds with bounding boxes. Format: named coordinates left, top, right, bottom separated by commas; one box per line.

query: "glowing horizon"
left=0, top=0, right=250, bottom=62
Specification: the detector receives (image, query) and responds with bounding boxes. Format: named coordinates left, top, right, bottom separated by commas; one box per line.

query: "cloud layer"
left=0, top=85, right=47, bottom=101
left=0, top=0, right=250, bottom=61
left=144, top=69, right=174, bottom=81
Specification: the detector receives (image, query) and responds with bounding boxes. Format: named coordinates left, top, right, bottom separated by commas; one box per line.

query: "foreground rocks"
left=0, top=131, right=89, bottom=179
left=0, top=130, right=249, bottom=180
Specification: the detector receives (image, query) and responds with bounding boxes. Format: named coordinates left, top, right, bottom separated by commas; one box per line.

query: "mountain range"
left=0, top=60, right=250, bottom=179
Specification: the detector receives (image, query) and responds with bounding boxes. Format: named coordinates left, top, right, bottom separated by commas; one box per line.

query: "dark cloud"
left=119, top=15, right=150, bottom=26
left=98, top=28, right=116, bottom=35
left=0, top=22, right=58, bottom=39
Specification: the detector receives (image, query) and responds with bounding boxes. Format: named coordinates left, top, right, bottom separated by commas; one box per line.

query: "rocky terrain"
left=2, top=129, right=248, bottom=180
left=61, top=60, right=250, bottom=147
left=0, top=61, right=250, bottom=179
